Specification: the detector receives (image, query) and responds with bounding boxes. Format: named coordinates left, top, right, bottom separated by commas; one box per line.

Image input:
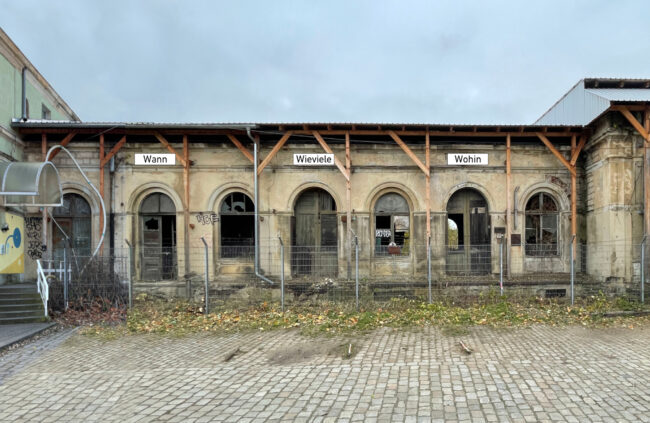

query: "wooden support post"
left=506, top=134, right=511, bottom=278
left=571, top=135, right=577, bottom=253
left=47, top=132, right=75, bottom=160
left=41, top=133, right=47, bottom=252
left=346, top=132, right=352, bottom=280
left=425, top=129, right=431, bottom=239
left=99, top=134, right=105, bottom=253
left=183, top=135, right=190, bottom=279
left=645, top=108, right=650, bottom=237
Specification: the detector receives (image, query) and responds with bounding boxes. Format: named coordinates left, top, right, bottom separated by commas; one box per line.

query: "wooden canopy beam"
left=387, top=130, right=430, bottom=177
left=47, top=131, right=76, bottom=160
left=312, top=131, right=350, bottom=181
left=570, top=135, right=587, bottom=166
left=154, top=132, right=187, bottom=167
left=618, top=106, right=650, bottom=143
left=100, top=136, right=127, bottom=167
left=227, top=134, right=254, bottom=163
left=257, top=131, right=293, bottom=175
left=536, top=133, right=576, bottom=176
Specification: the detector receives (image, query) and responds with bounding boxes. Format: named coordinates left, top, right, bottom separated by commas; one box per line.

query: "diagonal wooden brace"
left=258, top=131, right=292, bottom=175
left=47, top=132, right=76, bottom=160
left=101, top=136, right=127, bottom=167
left=618, top=106, right=650, bottom=143
left=154, top=132, right=187, bottom=167
left=312, top=131, right=350, bottom=181
left=536, top=133, right=576, bottom=176
left=387, top=130, right=430, bottom=176
left=227, top=134, right=254, bottom=163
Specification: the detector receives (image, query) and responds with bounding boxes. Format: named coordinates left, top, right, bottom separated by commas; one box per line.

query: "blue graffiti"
left=4, top=227, right=21, bottom=252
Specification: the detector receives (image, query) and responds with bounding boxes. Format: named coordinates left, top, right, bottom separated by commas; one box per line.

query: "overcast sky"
left=1, top=1, right=649, bottom=124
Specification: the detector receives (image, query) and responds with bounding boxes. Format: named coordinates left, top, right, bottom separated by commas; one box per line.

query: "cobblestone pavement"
left=1, top=324, right=649, bottom=422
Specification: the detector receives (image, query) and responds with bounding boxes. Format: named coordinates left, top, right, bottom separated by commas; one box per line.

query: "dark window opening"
left=52, top=193, right=91, bottom=260
left=41, top=104, right=51, bottom=120
left=140, top=193, right=177, bottom=280
left=220, top=192, right=255, bottom=258
left=374, top=193, right=410, bottom=256
left=525, top=192, right=559, bottom=256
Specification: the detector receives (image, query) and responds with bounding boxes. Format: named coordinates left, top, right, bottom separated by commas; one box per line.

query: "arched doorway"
left=446, top=188, right=490, bottom=274
left=219, top=192, right=255, bottom=258
left=291, top=188, right=338, bottom=276
left=140, top=193, right=176, bottom=280
left=52, top=193, right=92, bottom=260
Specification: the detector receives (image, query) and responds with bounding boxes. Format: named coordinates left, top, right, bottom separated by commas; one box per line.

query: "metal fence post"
left=499, top=237, right=504, bottom=296
left=641, top=236, right=646, bottom=304
left=427, top=236, right=432, bottom=304
left=125, top=239, right=133, bottom=309
left=570, top=235, right=576, bottom=305
left=279, top=236, right=285, bottom=312
left=200, top=237, right=209, bottom=315
left=355, top=236, right=359, bottom=311
left=63, top=246, right=68, bottom=311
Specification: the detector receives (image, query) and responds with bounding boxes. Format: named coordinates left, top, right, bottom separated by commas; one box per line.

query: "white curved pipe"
left=45, top=145, right=106, bottom=260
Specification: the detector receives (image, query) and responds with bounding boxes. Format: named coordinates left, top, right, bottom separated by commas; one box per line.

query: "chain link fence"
left=40, top=238, right=649, bottom=313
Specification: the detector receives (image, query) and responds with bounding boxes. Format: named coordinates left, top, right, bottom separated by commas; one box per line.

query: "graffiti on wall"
left=25, top=217, right=45, bottom=260
left=196, top=213, right=219, bottom=225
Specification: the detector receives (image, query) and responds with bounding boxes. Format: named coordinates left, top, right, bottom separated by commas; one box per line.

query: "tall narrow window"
left=525, top=192, right=559, bottom=256
left=220, top=192, right=254, bottom=258
left=41, top=104, right=51, bottom=120
left=374, top=193, right=410, bottom=256
left=52, top=193, right=91, bottom=258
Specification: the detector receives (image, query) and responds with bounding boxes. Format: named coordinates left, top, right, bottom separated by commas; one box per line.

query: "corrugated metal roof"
left=536, top=79, right=650, bottom=126
left=584, top=88, right=650, bottom=102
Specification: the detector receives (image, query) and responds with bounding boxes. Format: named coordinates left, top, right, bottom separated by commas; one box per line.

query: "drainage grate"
left=545, top=289, right=566, bottom=298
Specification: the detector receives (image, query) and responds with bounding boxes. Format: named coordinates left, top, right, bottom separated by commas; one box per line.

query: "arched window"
left=374, top=193, right=410, bottom=255
left=525, top=192, right=559, bottom=256
left=52, top=193, right=92, bottom=257
left=220, top=192, right=254, bottom=258
left=139, top=193, right=176, bottom=280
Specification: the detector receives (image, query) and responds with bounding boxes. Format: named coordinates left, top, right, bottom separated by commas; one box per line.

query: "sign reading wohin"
left=447, top=153, right=488, bottom=165
left=135, top=154, right=176, bottom=165
left=293, top=154, right=334, bottom=166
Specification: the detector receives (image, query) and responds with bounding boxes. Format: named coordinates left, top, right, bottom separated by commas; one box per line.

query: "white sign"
left=376, top=229, right=391, bottom=238
left=447, top=153, right=488, bottom=165
left=135, top=154, right=176, bottom=165
left=293, top=154, right=334, bottom=166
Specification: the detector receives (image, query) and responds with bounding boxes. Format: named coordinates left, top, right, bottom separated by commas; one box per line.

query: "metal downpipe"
left=248, top=128, right=274, bottom=285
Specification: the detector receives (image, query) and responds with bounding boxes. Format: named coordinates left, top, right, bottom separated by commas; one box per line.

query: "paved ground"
left=0, top=322, right=55, bottom=350
left=0, top=324, right=649, bottom=422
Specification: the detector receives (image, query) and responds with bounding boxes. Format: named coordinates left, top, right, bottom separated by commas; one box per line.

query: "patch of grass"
left=83, top=292, right=650, bottom=339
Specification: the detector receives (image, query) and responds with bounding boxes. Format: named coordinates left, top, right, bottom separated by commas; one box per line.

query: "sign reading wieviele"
left=447, top=153, right=488, bottom=165
left=293, top=154, right=334, bottom=166
left=135, top=154, right=176, bottom=165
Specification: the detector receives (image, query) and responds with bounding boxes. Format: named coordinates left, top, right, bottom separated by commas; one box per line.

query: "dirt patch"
left=268, top=339, right=360, bottom=364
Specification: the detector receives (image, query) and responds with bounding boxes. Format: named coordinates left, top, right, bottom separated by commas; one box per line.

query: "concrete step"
left=0, top=284, right=47, bottom=324
left=0, top=315, right=48, bottom=324
left=0, top=309, right=44, bottom=319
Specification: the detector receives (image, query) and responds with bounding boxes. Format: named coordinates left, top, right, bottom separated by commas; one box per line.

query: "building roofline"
left=0, top=28, right=80, bottom=122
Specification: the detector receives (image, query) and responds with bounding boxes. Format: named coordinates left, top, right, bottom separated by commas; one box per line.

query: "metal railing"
left=36, top=259, right=49, bottom=318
